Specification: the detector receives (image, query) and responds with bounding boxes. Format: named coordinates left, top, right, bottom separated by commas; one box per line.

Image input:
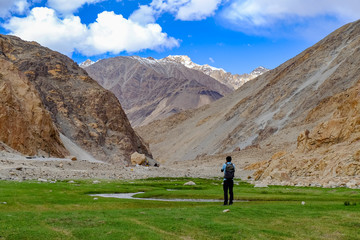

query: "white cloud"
left=130, top=0, right=223, bottom=24
left=0, top=0, right=29, bottom=18
left=129, top=5, right=157, bottom=25
left=176, top=0, right=222, bottom=21
left=4, top=7, right=87, bottom=55
left=47, top=0, right=105, bottom=14
left=209, top=57, right=215, bottom=63
left=220, top=0, right=360, bottom=39
left=81, top=11, right=179, bottom=55
left=223, top=0, right=360, bottom=27
left=4, top=7, right=179, bottom=56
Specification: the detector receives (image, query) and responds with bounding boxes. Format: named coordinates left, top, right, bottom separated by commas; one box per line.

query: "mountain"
left=83, top=56, right=233, bottom=126
left=79, top=59, right=95, bottom=68
left=247, top=78, right=360, bottom=186
left=137, top=20, right=360, bottom=185
left=163, top=55, right=269, bottom=89
left=0, top=34, right=151, bottom=164
left=0, top=58, right=68, bottom=157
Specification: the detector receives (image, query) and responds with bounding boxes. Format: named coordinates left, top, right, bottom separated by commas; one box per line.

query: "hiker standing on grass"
left=221, top=156, right=235, bottom=205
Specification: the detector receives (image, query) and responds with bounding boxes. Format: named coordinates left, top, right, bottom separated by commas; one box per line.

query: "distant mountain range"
left=83, top=56, right=233, bottom=126
left=161, top=55, right=269, bottom=89
left=81, top=55, right=268, bottom=90
left=82, top=55, right=267, bottom=126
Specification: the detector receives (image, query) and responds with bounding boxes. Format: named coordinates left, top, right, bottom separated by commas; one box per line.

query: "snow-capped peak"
left=163, top=55, right=195, bottom=68
left=79, top=59, right=95, bottom=68
left=163, top=55, right=224, bottom=72
left=160, top=55, right=269, bottom=89
left=250, top=66, right=269, bottom=76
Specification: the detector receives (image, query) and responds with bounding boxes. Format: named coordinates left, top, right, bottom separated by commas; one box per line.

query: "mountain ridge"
left=81, top=55, right=268, bottom=90
left=84, top=55, right=233, bottom=126
left=161, top=55, right=269, bottom=89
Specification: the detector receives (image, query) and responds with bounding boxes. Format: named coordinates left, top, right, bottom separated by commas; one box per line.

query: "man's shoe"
left=229, top=202, right=233, bottom=205
left=223, top=203, right=228, bottom=206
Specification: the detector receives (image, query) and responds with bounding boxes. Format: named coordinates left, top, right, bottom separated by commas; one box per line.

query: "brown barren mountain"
left=0, top=59, right=68, bottom=157
left=247, top=79, right=360, bottom=186
left=84, top=56, right=232, bottom=126
left=0, top=34, right=151, bottom=163
left=138, top=20, right=360, bottom=185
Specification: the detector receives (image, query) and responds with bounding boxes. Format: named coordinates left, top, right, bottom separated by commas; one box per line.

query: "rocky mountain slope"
left=0, top=59, right=68, bottom=157
left=247, top=77, right=360, bottom=187
left=137, top=20, right=360, bottom=185
left=83, top=56, right=233, bottom=126
left=163, top=55, right=269, bottom=89
left=0, top=34, right=151, bottom=164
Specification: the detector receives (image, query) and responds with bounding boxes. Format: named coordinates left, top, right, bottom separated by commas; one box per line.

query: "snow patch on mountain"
left=79, top=59, right=95, bottom=68
left=162, top=55, right=269, bottom=89
left=81, top=55, right=269, bottom=89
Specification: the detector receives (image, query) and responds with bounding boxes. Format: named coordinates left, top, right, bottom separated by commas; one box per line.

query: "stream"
left=90, top=192, right=247, bottom=202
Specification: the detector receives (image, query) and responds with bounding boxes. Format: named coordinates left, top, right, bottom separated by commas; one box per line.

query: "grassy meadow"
left=0, top=178, right=360, bottom=240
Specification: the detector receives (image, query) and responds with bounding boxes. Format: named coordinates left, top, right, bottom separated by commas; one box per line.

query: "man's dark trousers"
left=223, top=179, right=233, bottom=205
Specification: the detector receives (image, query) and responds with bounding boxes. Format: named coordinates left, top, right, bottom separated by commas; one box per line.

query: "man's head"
left=226, top=156, right=232, bottom=162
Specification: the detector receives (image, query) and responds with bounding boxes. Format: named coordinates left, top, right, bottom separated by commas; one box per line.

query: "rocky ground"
left=0, top=149, right=259, bottom=182
left=1, top=146, right=360, bottom=189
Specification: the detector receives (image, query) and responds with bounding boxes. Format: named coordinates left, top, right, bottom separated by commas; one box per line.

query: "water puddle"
left=90, top=192, right=247, bottom=202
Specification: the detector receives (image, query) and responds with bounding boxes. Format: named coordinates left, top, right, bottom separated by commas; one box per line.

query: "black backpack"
left=224, top=163, right=235, bottom=179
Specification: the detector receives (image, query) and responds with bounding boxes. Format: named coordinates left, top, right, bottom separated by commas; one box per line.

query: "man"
left=221, top=156, right=235, bottom=205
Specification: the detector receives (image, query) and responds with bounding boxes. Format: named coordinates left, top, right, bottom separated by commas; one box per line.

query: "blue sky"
left=0, top=0, right=360, bottom=73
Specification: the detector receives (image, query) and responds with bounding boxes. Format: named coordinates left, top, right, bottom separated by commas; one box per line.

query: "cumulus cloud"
left=4, top=7, right=87, bottom=55
left=81, top=11, right=179, bottom=55
left=130, top=0, right=223, bottom=24
left=47, top=0, right=105, bottom=14
left=0, top=0, right=29, bottom=18
left=223, top=0, right=360, bottom=27
left=4, top=7, right=179, bottom=56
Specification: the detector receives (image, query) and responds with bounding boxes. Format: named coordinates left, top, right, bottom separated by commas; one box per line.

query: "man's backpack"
left=224, top=163, right=235, bottom=179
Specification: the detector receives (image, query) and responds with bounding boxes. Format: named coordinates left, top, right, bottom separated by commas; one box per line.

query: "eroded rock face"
left=0, top=34, right=151, bottom=163
left=0, top=59, right=68, bottom=157
left=248, top=79, right=360, bottom=186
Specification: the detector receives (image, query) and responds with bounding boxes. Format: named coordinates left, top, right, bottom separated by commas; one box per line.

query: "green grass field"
left=0, top=178, right=360, bottom=240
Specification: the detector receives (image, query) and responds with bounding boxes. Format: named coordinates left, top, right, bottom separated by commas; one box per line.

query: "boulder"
left=184, top=181, right=196, bottom=186
left=131, top=152, right=146, bottom=166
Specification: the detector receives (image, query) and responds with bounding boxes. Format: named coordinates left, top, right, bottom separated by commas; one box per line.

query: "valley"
left=0, top=20, right=359, bottom=189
